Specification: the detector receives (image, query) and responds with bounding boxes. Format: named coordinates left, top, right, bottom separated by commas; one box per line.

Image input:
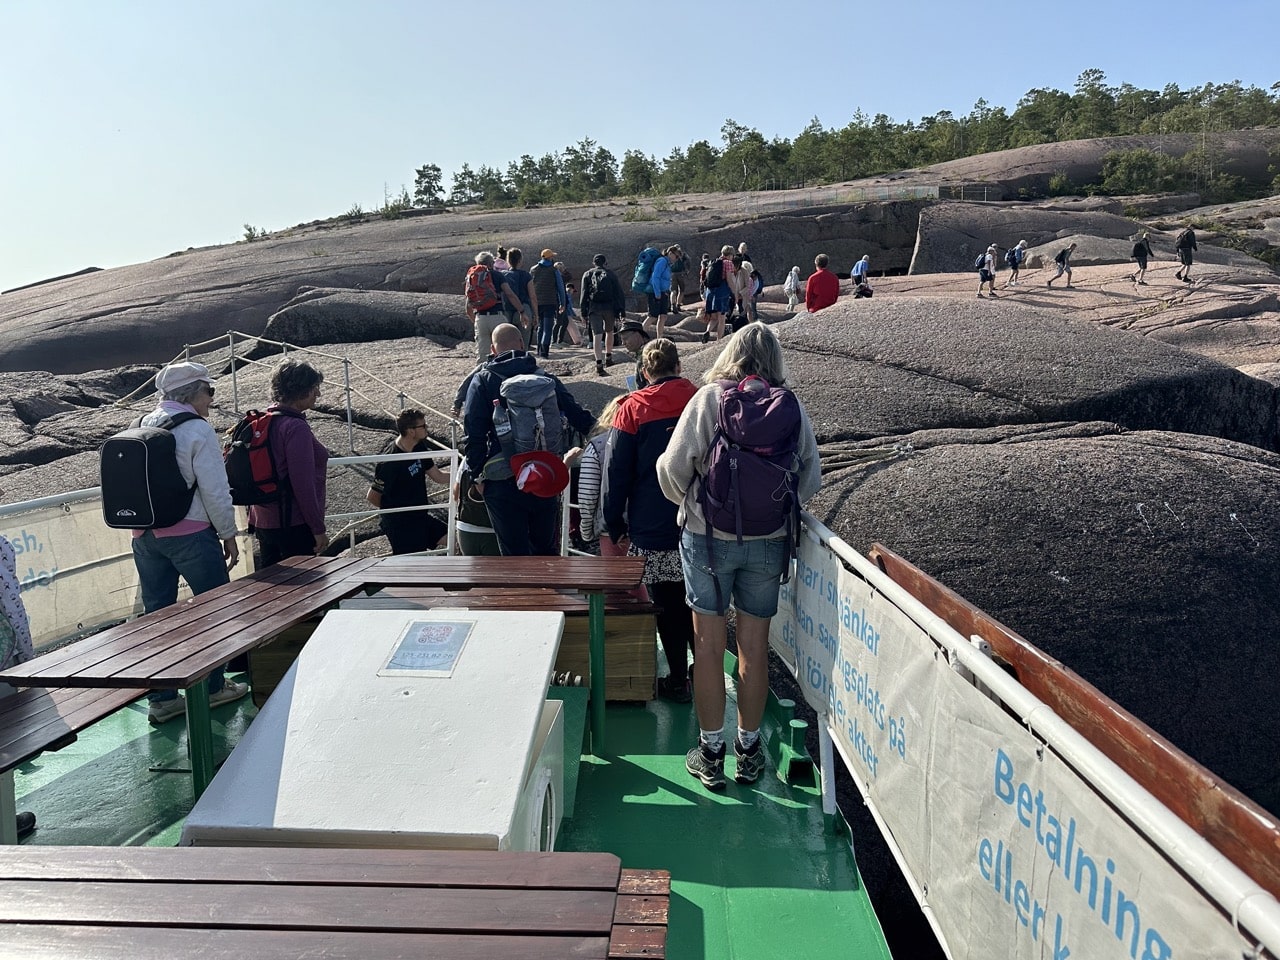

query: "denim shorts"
left=704, top=285, right=733, bottom=315
left=679, top=528, right=788, bottom=619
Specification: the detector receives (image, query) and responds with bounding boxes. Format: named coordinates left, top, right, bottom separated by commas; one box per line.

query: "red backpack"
left=223, top=410, right=284, bottom=505
left=464, top=264, right=501, bottom=312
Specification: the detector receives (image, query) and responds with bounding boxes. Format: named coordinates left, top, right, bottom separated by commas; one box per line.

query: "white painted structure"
left=181, top=609, right=565, bottom=851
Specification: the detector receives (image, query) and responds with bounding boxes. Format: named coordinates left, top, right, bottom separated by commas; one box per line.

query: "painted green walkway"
left=558, top=690, right=891, bottom=960
left=15, top=677, right=890, bottom=960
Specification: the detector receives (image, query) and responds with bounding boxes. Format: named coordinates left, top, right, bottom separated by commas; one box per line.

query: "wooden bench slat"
left=368, top=556, right=645, bottom=592
left=0, top=688, right=147, bottom=773
left=0, top=848, right=622, bottom=889
left=613, top=895, right=669, bottom=925
left=2, top=926, right=612, bottom=960
left=0, top=881, right=618, bottom=935
left=362, top=587, right=655, bottom=614
left=608, top=923, right=668, bottom=959
left=616, top=870, right=671, bottom=896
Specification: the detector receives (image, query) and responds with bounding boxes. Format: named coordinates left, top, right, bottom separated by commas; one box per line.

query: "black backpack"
left=1175, top=228, right=1193, bottom=249
left=1054, top=248, right=1069, bottom=265
left=705, top=257, right=725, bottom=288
left=589, top=267, right=616, bottom=304
left=99, top=413, right=201, bottom=529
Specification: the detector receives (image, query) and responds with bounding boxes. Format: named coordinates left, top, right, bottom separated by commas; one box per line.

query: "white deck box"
left=181, top=608, right=565, bottom=851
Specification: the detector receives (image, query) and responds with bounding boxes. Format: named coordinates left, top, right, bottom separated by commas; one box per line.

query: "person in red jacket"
left=604, top=339, right=698, bottom=702
left=804, top=253, right=840, bottom=312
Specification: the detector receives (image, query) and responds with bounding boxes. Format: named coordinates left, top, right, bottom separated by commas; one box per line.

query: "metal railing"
left=115, top=330, right=463, bottom=456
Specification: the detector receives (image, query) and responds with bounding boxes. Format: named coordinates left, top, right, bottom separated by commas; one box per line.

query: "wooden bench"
left=329, top=587, right=658, bottom=702
left=0, top=845, right=670, bottom=958
left=0, top=685, right=146, bottom=844
left=0, top=555, right=646, bottom=798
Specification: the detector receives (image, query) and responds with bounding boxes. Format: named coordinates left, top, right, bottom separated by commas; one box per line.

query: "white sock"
left=737, top=728, right=760, bottom=750
left=700, top=729, right=724, bottom=752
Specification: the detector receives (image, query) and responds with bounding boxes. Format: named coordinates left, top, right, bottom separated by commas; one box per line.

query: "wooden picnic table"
left=0, top=845, right=669, bottom=959
left=0, top=554, right=645, bottom=798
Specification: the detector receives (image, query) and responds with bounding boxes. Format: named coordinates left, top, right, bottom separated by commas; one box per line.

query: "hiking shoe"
left=701, top=331, right=711, bottom=343
left=1175, top=271, right=1182, bottom=280
left=1138, top=280, right=1148, bottom=286
left=148, top=696, right=186, bottom=725
left=686, top=742, right=726, bottom=790
left=988, top=291, right=998, bottom=298
left=976, top=292, right=983, bottom=298
left=734, top=737, right=766, bottom=784
left=656, top=676, right=692, bottom=703
left=15, top=811, right=36, bottom=839
left=1182, top=276, right=1193, bottom=283
left=209, top=680, right=250, bottom=709
left=596, top=362, right=607, bottom=377
left=604, top=354, right=615, bottom=367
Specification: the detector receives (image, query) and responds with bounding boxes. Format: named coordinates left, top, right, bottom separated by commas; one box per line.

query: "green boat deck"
left=13, top=671, right=890, bottom=959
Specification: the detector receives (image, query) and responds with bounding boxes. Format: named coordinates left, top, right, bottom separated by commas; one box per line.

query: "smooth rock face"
left=911, top=203, right=1266, bottom=275
left=680, top=299, right=1280, bottom=450
left=810, top=428, right=1280, bottom=810
left=918, top=129, right=1280, bottom=195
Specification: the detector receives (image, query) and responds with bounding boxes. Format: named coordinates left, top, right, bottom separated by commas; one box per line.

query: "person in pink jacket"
left=248, top=359, right=331, bottom=566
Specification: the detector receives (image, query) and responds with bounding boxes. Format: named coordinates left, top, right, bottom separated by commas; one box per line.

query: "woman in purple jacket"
left=249, top=360, right=331, bottom=566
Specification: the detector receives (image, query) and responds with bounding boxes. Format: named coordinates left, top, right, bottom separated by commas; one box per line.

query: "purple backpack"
left=699, top=376, right=802, bottom=543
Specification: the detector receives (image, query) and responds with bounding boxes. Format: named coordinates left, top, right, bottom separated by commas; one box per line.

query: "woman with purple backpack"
left=657, top=322, right=821, bottom=791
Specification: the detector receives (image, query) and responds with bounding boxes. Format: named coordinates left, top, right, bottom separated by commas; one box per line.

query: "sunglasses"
left=203, top=384, right=215, bottom=396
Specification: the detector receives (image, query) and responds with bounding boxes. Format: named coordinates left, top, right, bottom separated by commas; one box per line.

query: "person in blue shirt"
left=647, top=247, right=677, bottom=338
left=851, top=255, right=871, bottom=298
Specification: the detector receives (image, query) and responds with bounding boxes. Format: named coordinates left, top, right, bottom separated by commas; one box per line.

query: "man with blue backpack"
left=632, top=245, right=669, bottom=338
left=462, top=323, right=595, bottom=556
left=1003, top=240, right=1027, bottom=287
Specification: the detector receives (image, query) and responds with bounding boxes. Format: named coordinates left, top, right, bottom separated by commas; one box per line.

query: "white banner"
left=2, top=498, right=255, bottom=651
left=770, top=533, right=1269, bottom=960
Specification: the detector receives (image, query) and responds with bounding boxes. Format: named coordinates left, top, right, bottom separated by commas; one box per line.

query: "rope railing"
left=116, top=330, right=461, bottom=455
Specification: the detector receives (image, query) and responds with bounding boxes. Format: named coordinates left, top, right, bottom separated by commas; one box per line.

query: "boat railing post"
left=342, top=357, right=354, bottom=454
left=228, top=332, right=239, bottom=413
left=818, top=721, right=842, bottom=837
left=446, top=448, right=457, bottom=556
left=183, top=344, right=190, bottom=361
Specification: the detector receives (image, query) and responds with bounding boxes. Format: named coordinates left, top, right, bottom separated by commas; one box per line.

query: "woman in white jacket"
left=657, top=323, right=821, bottom=790
left=130, top=361, right=248, bottom=724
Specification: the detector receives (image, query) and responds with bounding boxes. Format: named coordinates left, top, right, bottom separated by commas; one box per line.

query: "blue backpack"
left=632, top=247, right=662, bottom=294
left=1005, top=248, right=1019, bottom=267
left=974, top=253, right=987, bottom=271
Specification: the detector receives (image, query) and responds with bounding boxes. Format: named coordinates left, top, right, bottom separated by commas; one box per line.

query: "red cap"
left=510, top=451, right=570, bottom=498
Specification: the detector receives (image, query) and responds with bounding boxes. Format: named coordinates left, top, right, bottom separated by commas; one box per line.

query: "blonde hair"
left=594, top=394, right=625, bottom=434
left=704, top=322, right=788, bottom=386
left=641, top=338, right=680, bottom=379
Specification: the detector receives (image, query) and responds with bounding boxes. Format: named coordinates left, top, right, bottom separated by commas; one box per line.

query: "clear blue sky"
left=3, top=0, right=1276, bottom=292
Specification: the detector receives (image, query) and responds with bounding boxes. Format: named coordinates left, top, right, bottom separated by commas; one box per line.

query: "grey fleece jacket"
left=656, top=381, right=821, bottom=538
